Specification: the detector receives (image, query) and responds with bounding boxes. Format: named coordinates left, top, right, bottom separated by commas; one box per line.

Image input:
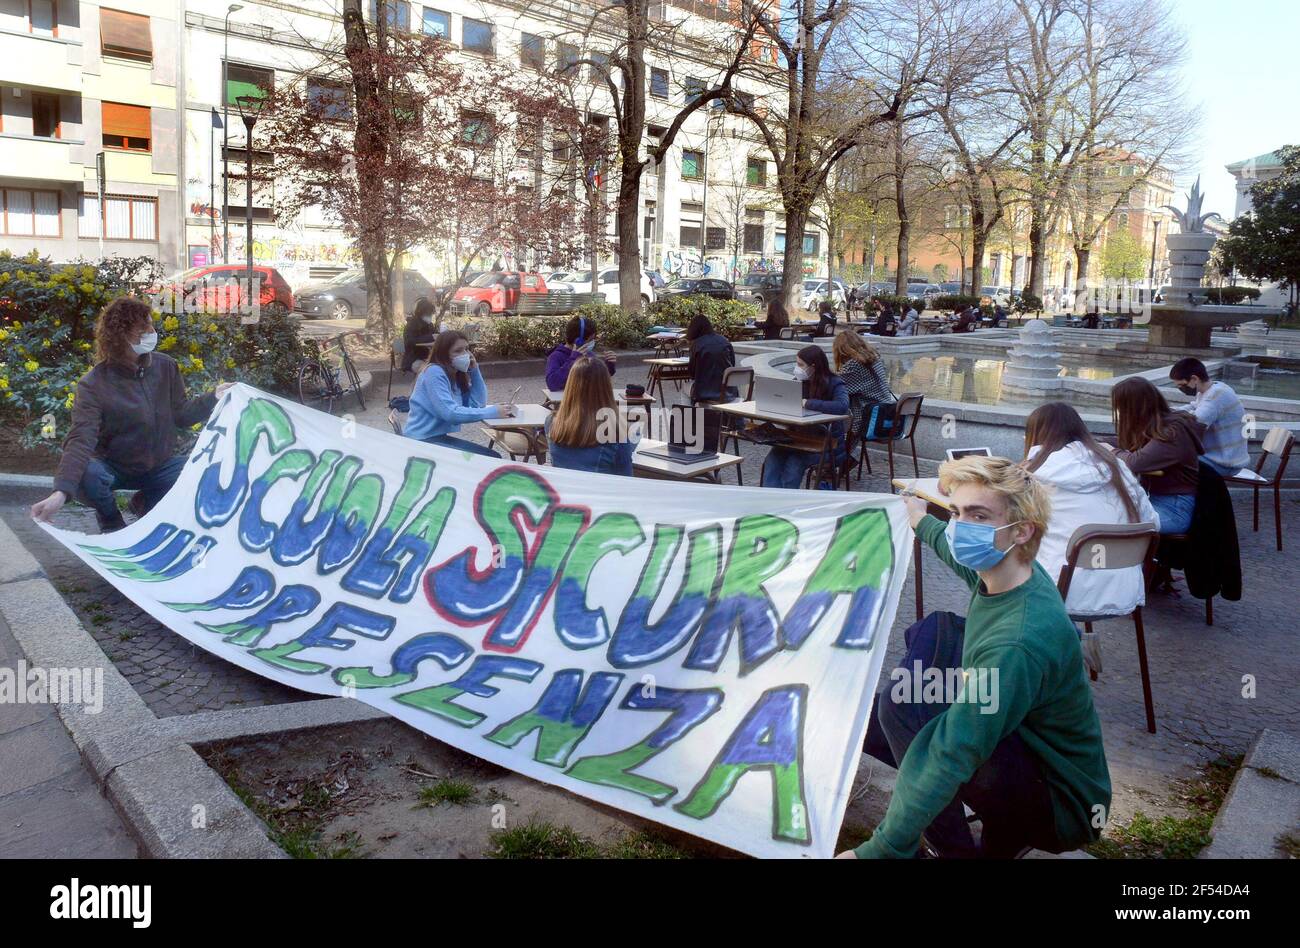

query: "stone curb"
left=1200, top=728, right=1300, bottom=859
left=0, top=518, right=283, bottom=858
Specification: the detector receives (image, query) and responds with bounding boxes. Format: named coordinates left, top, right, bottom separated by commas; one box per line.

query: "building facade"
left=0, top=0, right=184, bottom=267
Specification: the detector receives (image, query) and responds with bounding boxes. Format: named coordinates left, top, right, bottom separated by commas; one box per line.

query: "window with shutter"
left=79, top=193, right=157, bottom=240
left=100, top=9, right=152, bottom=63
left=224, top=63, right=274, bottom=108
left=1, top=189, right=60, bottom=237
left=102, top=102, right=151, bottom=151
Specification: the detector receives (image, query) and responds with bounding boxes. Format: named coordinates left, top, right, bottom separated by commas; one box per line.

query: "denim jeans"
left=761, top=446, right=845, bottom=489
left=422, top=433, right=500, bottom=458
left=862, top=611, right=1060, bottom=858
left=1198, top=454, right=1240, bottom=479
left=77, top=455, right=187, bottom=528
left=1150, top=492, right=1195, bottom=534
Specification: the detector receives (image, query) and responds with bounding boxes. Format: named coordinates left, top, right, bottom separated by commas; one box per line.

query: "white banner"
left=42, top=384, right=911, bottom=858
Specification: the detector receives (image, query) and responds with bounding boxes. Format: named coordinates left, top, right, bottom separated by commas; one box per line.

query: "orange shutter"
left=100, top=9, right=152, bottom=60
left=102, top=102, right=151, bottom=140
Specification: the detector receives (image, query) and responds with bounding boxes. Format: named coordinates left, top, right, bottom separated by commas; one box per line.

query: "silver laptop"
left=946, top=447, right=992, bottom=461
left=754, top=376, right=813, bottom=417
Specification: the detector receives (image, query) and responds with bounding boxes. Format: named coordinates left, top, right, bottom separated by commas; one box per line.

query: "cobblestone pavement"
left=4, top=361, right=1298, bottom=827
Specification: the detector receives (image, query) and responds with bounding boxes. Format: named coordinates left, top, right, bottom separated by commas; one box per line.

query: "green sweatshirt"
left=855, top=515, right=1111, bottom=858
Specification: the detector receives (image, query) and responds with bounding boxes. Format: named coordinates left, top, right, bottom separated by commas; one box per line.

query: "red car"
left=155, top=264, right=294, bottom=317
left=450, top=271, right=548, bottom=317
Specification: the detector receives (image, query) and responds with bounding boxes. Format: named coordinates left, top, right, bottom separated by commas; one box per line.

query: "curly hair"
left=94, top=296, right=155, bottom=366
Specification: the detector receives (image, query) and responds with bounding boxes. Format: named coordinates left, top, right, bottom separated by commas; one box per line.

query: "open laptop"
left=753, top=376, right=814, bottom=418
left=639, top=407, right=721, bottom=463
left=945, top=447, right=992, bottom=461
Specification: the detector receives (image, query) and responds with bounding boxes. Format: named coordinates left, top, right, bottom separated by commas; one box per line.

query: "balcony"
left=0, top=28, right=82, bottom=93
left=0, top=134, right=85, bottom=183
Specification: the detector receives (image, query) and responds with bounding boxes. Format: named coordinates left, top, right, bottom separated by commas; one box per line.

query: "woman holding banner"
left=403, top=330, right=512, bottom=457
left=29, top=297, right=233, bottom=534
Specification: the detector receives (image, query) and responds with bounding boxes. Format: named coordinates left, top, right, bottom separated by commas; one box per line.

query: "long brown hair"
left=94, top=297, right=154, bottom=366
left=1111, top=377, right=1177, bottom=452
left=1023, top=402, right=1140, bottom=522
left=430, top=330, right=471, bottom=391
left=765, top=298, right=789, bottom=328
left=796, top=344, right=834, bottom=401
left=832, top=328, right=879, bottom=369
left=550, top=357, right=617, bottom=447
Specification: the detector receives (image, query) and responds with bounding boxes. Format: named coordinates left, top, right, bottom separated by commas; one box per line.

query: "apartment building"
left=182, top=0, right=823, bottom=287
left=0, top=0, right=184, bottom=266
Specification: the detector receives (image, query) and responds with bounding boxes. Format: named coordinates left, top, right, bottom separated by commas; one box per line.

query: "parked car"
left=736, top=271, right=786, bottom=307
left=450, top=271, right=550, bottom=316
left=800, top=278, right=848, bottom=311
left=432, top=269, right=486, bottom=309
left=661, top=278, right=736, bottom=301
left=294, top=269, right=435, bottom=320
left=154, top=264, right=294, bottom=316
left=548, top=268, right=655, bottom=307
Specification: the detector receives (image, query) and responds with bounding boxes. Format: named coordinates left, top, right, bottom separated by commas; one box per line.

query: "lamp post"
left=1148, top=217, right=1161, bottom=293
left=222, top=4, right=244, bottom=264
left=235, top=94, right=264, bottom=324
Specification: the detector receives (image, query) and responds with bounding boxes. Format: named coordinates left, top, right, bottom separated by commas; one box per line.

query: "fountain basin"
left=1146, top=303, right=1282, bottom=349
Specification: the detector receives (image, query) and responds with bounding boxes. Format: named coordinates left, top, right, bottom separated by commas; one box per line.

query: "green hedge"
left=1204, top=286, right=1262, bottom=304
left=930, top=294, right=984, bottom=312
left=868, top=295, right=927, bottom=314
left=0, top=250, right=304, bottom=451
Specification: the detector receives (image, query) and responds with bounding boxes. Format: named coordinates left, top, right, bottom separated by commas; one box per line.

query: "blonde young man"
left=842, top=457, right=1111, bottom=859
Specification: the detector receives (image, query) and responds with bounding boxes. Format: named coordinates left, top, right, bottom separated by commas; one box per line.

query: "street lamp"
left=235, top=93, right=264, bottom=323
left=222, top=4, right=244, bottom=264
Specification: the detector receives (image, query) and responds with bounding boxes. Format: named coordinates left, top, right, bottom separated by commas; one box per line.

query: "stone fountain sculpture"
left=1143, top=177, right=1279, bottom=351
left=1003, top=318, right=1064, bottom=394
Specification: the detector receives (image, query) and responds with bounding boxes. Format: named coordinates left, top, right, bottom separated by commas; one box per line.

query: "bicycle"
left=297, top=330, right=367, bottom=415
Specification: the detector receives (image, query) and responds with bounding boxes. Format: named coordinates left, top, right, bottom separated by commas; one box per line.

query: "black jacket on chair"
left=1158, top=462, right=1242, bottom=602
left=688, top=332, right=737, bottom=403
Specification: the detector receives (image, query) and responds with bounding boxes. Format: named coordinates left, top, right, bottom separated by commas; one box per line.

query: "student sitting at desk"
left=1023, top=402, right=1159, bottom=615
left=760, top=345, right=849, bottom=490
left=1111, top=377, right=1205, bottom=534
left=546, top=357, right=637, bottom=476
left=404, top=330, right=512, bottom=457
left=401, top=297, right=437, bottom=372
left=686, top=313, right=737, bottom=404
left=545, top=315, right=616, bottom=391
left=761, top=298, right=790, bottom=340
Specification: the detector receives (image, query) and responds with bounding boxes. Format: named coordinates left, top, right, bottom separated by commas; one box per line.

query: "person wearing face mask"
left=760, top=345, right=849, bottom=489
left=401, top=297, right=439, bottom=372
left=1168, top=357, right=1249, bottom=477
left=841, top=456, right=1110, bottom=860
left=545, top=315, right=616, bottom=392
left=29, top=297, right=233, bottom=533
left=403, top=330, right=513, bottom=456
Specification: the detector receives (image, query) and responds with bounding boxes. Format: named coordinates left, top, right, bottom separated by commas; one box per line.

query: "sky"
left=1173, top=0, right=1300, bottom=219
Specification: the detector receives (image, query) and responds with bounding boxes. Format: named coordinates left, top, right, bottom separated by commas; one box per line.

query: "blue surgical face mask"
left=943, top=517, right=1022, bottom=572
left=581, top=340, right=596, bottom=353
left=451, top=352, right=472, bottom=373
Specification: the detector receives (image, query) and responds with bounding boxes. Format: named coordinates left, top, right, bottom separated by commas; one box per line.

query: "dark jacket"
left=401, top=315, right=436, bottom=372
left=1117, top=413, right=1206, bottom=496
left=1157, top=463, right=1242, bottom=602
left=54, top=353, right=217, bottom=497
left=803, top=373, right=851, bottom=447
left=688, top=332, right=736, bottom=403
left=545, top=344, right=615, bottom=392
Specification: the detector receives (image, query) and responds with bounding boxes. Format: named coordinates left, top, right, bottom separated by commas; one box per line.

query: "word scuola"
left=154, top=397, right=900, bottom=842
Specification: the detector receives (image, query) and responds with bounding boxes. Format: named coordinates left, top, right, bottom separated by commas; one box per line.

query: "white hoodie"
left=1030, top=440, right=1160, bottom=617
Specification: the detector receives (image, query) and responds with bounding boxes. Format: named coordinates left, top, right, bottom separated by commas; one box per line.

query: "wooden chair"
left=1226, top=427, right=1294, bottom=551
left=1056, top=522, right=1160, bottom=733
left=858, top=392, right=925, bottom=490
left=485, top=427, right=547, bottom=464
left=387, top=337, right=406, bottom=402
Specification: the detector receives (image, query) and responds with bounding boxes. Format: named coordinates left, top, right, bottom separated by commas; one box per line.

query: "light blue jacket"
left=404, top=364, right=498, bottom=442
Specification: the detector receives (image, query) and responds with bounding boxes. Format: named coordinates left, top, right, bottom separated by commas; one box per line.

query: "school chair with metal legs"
left=1226, top=427, right=1294, bottom=552
left=1056, top=522, right=1160, bottom=734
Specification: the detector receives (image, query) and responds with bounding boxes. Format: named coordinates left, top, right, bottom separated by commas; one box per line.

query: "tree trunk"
left=1073, top=245, right=1091, bottom=314
left=782, top=203, right=808, bottom=311
left=893, top=121, right=909, bottom=297
left=969, top=230, right=987, bottom=296
left=615, top=167, right=642, bottom=310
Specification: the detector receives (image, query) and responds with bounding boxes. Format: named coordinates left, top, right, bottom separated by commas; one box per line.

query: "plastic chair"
left=714, top=367, right=756, bottom=484
left=859, top=392, right=924, bottom=489
left=1226, top=427, right=1294, bottom=551
left=1056, top=523, right=1160, bottom=734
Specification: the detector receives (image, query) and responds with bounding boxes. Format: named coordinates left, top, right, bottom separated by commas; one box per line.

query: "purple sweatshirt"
left=545, top=344, right=616, bottom=392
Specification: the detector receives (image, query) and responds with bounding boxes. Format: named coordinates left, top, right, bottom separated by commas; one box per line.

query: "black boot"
left=96, top=511, right=127, bottom=534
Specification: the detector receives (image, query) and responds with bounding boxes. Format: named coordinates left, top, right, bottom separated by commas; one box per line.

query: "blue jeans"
left=1150, top=492, right=1195, bottom=533
left=422, top=433, right=500, bottom=458
left=862, top=612, right=1060, bottom=858
left=761, top=446, right=844, bottom=489
left=77, top=455, right=187, bottom=527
